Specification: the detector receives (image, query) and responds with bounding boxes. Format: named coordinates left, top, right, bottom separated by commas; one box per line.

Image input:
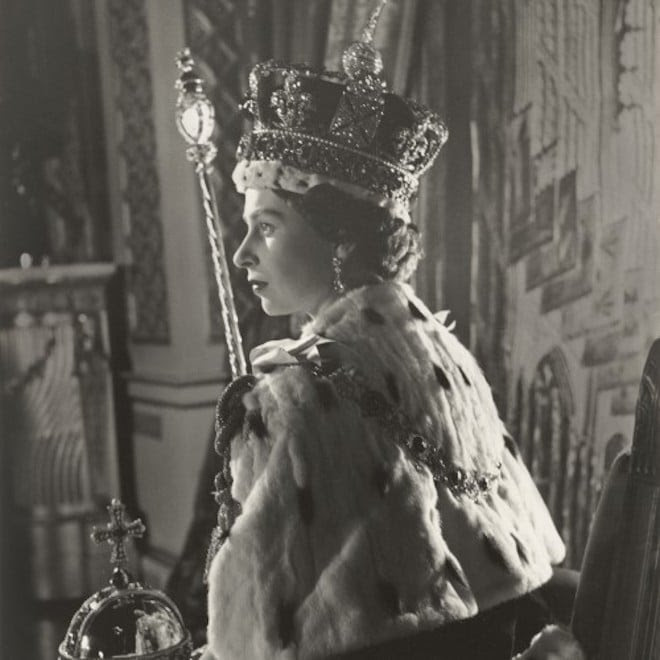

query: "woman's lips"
left=249, top=280, right=268, bottom=293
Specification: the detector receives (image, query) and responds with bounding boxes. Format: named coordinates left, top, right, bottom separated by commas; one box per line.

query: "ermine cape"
left=207, top=282, right=564, bottom=659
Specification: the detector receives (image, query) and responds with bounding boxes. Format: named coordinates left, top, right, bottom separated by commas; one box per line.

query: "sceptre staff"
left=174, top=48, right=248, bottom=379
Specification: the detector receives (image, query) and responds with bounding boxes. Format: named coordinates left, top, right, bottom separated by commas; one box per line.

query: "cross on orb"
left=91, top=499, right=146, bottom=568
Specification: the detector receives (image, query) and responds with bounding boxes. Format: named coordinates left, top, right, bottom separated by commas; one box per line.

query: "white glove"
left=191, top=645, right=215, bottom=660
left=512, top=624, right=585, bottom=659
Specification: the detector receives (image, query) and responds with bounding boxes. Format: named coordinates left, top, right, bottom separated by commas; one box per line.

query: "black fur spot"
left=410, top=434, right=427, bottom=456
left=314, top=378, right=339, bottom=410
left=445, top=555, right=469, bottom=590
left=458, top=366, right=471, bottom=386
left=503, top=434, right=519, bottom=458
left=245, top=409, right=267, bottom=439
left=385, top=372, right=400, bottom=403
left=512, top=533, right=529, bottom=563
left=483, top=534, right=512, bottom=572
left=373, top=466, right=390, bottom=496
left=376, top=580, right=400, bottom=616
left=277, top=600, right=296, bottom=648
left=297, top=486, right=314, bottom=525
left=363, top=307, right=386, bottom=324
left=433, top=363, right=451, bottom=389
left=408, top=300, right=426, bottom=320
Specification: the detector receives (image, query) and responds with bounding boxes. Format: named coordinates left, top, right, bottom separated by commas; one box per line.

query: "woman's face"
left=233, top=188, right=335, bottom=317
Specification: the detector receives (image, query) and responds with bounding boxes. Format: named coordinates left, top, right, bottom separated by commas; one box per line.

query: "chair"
left=572, top=339, right=660, bottom=659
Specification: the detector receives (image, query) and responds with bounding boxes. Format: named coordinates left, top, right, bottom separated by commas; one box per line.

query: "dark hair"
left=276, top=184, right=423, bottom=289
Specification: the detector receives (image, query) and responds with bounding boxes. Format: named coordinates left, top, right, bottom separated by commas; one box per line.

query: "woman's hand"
left=191, top=645, right=215, bottom=660
left=512, top=624, right=585, bottom=659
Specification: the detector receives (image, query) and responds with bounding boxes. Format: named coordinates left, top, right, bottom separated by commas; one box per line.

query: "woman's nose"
left=233, top=232, right=257, bottom=269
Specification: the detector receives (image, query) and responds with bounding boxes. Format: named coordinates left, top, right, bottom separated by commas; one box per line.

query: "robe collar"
left=249, top=282, right=453, bottom=375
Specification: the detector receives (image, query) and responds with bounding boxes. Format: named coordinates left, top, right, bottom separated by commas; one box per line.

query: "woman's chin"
left=260, top=298, right=293, bottom=317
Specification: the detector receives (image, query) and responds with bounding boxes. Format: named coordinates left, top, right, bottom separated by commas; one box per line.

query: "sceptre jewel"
left=174, top=48, right=217, bottom=169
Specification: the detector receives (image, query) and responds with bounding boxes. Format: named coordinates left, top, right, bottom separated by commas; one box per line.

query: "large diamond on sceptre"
left=174, top=49, right=217, bottom=168
left=174, top=48, right=247, bottom=379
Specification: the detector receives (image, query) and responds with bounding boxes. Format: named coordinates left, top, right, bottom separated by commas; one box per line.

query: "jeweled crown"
left=233, top=1, right=448, bottom=219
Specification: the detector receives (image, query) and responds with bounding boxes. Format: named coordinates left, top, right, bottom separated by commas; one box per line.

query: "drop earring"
left=332, top=254, right=345, bottom=295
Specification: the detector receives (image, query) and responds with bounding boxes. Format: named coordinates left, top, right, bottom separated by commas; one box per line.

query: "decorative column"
left=95, top=0, right=227, bottom=584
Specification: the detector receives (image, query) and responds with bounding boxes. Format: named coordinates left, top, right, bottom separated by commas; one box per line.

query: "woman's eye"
left=259, top=222, right=275, bottom=236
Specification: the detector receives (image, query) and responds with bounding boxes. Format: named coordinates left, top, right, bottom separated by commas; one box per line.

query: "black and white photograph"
left=1, top=1, right=659, bottom=658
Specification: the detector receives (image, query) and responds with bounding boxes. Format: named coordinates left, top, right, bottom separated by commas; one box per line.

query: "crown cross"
left=329, top=1, right=388, bottom=148
left=360, top=0, right=387, bottom=43
left=91, top=499, right=146, bottom=569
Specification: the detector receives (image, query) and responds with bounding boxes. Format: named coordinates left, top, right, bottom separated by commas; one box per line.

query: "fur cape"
left=207, top=282, right=565, bottom=659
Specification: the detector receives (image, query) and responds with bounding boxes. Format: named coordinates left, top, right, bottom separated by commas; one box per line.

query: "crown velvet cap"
left=232, top=34, right=448, bottom=222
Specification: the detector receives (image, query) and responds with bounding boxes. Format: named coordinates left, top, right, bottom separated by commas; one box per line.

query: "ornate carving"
left=108, top=0, right=170, bottom=343
left=614, top=0, right=655, bottom=200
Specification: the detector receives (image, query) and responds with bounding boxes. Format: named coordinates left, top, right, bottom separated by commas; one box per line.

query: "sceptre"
left=174, top=48, right=248, bottom=379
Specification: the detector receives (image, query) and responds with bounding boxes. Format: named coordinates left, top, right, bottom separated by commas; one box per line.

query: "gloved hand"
left=191, top=644, right=214, bottom=660
left=512, top=624, right=585, bottom=659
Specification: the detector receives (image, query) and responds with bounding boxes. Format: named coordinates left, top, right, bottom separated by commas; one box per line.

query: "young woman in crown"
left=196, top=12, right=585, bottom=660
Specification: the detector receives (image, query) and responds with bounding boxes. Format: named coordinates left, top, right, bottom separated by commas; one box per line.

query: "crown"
left=232, top=0, right=448, bottom=221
